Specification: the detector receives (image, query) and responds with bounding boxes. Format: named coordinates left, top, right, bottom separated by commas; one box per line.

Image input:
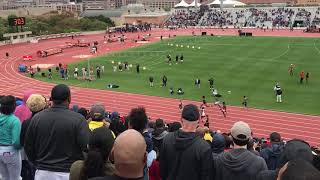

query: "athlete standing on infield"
left=288, top=64, right=295, bottom=76
left=242, top=96, right=248, bottom=108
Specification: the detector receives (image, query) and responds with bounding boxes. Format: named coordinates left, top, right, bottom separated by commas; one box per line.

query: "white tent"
left=174, top=0, right=190, bottom=8
left=209, top=0, right=246, bottom=6
left=188, top=0, right=200, bottom=7
left=231, top=0, right=246, bottom=6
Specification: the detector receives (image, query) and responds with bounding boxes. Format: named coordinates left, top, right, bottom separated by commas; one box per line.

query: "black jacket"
left=24, top=105, right=91, bottom=172
left=160, top=130, right=212, bottom=180
left=152, top=128, right=168, bottom=151
left=260, top=143, right=284, bottom=170
left=214, top=148, right=267, bottom=180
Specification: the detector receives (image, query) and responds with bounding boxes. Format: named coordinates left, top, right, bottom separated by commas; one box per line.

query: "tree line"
left=0, top=12, right=115, bottom=41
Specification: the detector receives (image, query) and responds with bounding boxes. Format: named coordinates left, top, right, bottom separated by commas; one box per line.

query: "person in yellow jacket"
left=87, top=103, right=116, bottom=138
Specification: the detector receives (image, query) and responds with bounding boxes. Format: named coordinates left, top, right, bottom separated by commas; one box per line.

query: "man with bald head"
left=90, top=129, right=147, bottom=180
left=160, top=104, right=212, bottom=180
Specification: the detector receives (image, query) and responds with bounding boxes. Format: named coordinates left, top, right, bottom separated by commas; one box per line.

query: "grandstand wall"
left=124, top=13, right=170, bottom=25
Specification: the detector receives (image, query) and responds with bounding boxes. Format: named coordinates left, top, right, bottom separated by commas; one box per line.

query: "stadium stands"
left=312, top=7, right=320, bottom=25
left=165, top=9, right=205, bottom=27
left=165, top=6, right=320, bottom=28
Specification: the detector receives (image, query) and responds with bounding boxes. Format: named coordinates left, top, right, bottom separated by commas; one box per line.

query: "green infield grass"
left=33, top=36, right=320, bottom=115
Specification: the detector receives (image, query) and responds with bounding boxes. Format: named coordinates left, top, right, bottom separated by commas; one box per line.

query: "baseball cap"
left=270, top=132, right=281, bottom=142
left=231, top=121, right=252, bottom=141
left=90, top=103, right=105, bottom=120
left=182, top=104, right=200, bottom=121
left=155, top=118, right=165, bottom=128
left=26, top=94, right=46, bottom=113
left=51, top=84, right=70, bottom=102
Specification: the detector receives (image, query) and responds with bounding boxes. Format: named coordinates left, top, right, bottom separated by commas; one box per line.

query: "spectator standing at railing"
left=214, top=121, right=267, bottom=180
left=14, top=89, right=33, bottom=123
left=0, top=95, right=22, bottom=180
left=70, top=127, right=115, bottom=180
left=160, top=104, right=212, bottom=180
left=20, top=94, right=48, bottom=180
left=260, top=132, right=284, bottom=170
left=89, top=129, right=147, bottom=180
left=24, top=84, right=91, bottom=180
left=128, top=107, right=155, bottom=180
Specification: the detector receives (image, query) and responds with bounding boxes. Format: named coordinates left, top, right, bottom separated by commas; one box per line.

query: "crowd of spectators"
left=165, top=7, right=318, bottom=28
left=165, top=9, right=204, bottom=27
left=246, top=8, right=270, bottom=27
left=271, top=8, right=294, bottom=28
left=108, top=23, right=152, bottom=33
left=312, top=8, right=320, bottom=25
left=295, top=8, right=312, bottom=27
left=0, top=84, right=320, bottom=180
left=200, top=10, right=233, bottom=27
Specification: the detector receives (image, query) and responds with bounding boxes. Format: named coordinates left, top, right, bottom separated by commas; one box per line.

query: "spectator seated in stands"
left=260, top=132, right=284, bottom=170
left=90, top=129, right=147, bottom=180
left=214, top=121, right=267, bottom=180
left=70, top=127, right=115, bottom=180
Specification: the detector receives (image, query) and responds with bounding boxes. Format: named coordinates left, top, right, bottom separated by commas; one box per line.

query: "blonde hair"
left=26, top=94, right=46, bottom=113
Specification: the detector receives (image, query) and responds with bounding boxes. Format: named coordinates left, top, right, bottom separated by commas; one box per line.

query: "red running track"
left=0, top=28, right=320, bottom=145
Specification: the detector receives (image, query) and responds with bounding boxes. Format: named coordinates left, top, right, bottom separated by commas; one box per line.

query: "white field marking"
left=270, top=44, right=290, bottom=61
left=314, top=41, right=320, bottom=54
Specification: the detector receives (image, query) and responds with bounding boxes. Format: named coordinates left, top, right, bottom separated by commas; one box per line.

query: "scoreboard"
left=8, top=17, right=26, bottom=26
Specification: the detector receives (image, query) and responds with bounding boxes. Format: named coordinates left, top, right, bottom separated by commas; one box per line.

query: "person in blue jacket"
left=0, top=95, right=22, bottom=180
